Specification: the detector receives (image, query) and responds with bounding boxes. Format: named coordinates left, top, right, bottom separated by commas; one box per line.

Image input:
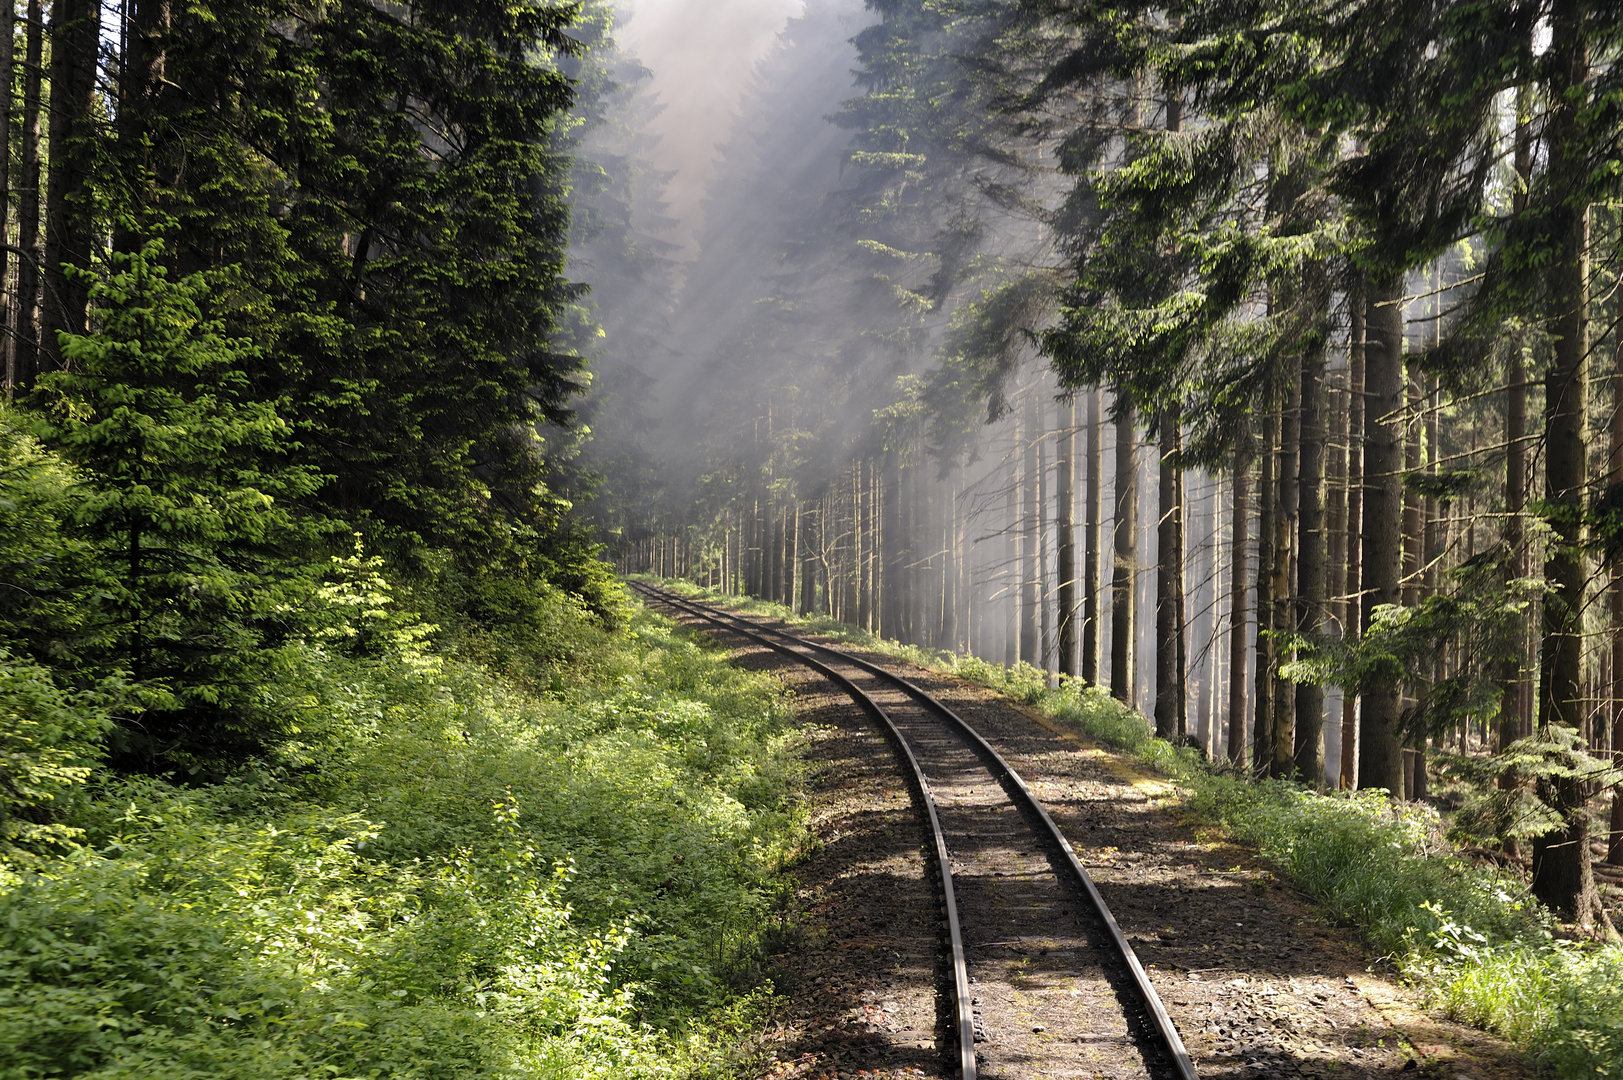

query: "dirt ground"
left=660, top=602, right=1538, bottom=1080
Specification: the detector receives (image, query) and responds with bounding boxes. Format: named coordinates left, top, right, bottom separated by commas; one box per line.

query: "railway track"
left=633, top=583, right=1197, bottom=1080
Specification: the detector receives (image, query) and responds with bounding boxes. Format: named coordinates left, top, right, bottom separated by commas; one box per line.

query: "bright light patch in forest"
left=617, top=0, right=806, bottom=257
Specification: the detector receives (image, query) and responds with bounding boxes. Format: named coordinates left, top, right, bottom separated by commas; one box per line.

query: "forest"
left=595, top=0, right=1623, bottom=933
left=0, top=0, right=1620, bottom=1076
left=0, top=1, right=811, bottom=1076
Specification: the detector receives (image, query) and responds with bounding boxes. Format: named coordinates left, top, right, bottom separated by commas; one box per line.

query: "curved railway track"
left=633, top=583, right=1197, bottom=1080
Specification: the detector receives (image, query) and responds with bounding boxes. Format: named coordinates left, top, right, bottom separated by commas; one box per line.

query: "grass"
left=639, top=576, right=1623, bottom=1078
left=0, top=601, right=804, bottom=1080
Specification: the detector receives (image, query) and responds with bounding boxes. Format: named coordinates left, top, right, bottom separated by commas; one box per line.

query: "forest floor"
left=669, top=607, right=1539, bottom=1080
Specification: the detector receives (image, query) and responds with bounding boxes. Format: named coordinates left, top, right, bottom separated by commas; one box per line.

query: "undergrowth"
left=645, top=576, right=1623, bottom=1078
left=0, top=597, right=802, bottom=1079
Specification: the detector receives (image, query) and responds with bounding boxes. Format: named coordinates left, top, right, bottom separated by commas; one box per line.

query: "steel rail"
left=635, top=583, right=1199, bottom=1080
left=630, top=583, right=978, bottom=1080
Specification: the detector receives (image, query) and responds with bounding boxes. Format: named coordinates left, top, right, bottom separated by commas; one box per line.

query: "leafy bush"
left=1, top=784, right=644, bottom=1080
left=0, top=603, right=803, bottom=1079
left=0, top=651, right=110, bottom=858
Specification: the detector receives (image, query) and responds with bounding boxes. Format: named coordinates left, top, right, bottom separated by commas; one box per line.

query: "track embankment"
left=640, top=587, right=1536, bottom=1080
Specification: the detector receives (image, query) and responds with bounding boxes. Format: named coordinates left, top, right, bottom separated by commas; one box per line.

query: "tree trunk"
left=1229, top=445, right=1252, bottom=767
left=1111, top=393, right=1138, bottom=705
left=1531, top=0, right=1601, bottom=925
left=1038, top=396, right=1054, bottom=672
left=41, top=0, right=102, bottom=366
left=13, top=0, right=42, bottom=390
left=1021, top=394, right=1040, bottom=665
left=1254, top=405, right=1278, bottom=772
left=846, top=467, right=860, bottom=622
left=1162, top=86, right=1187, bottom=739
left=1326, top=345, right=1349, bottom=782
left=799, top=503, right=815, bottom=615
left=882, top=451, right=902, bottom=637
left=768, top=499, right=784, bottom=604
left=1401, top=369, right=1424, bottom=798
left=1496, top=89, right=1534, bottom=847
left=1612, top=324, right=1623, bottom=865
left=1295, top=323, right=1328, bottom=785
left=1342, top=292, right=1366, bottom=789
left=1176, top=461, right=1189, bottom=740
left=1058, top=397, right=1079, bottom=677
left=948, top=472, right=960, bottom=650
left=1359, top=277, right=1406, bottom=795
left=1155, top=406, right=1185, bottom=740
left=0, top=5, right=13, bottom=391
left=1083, top=388, right=1103, bottom=683
left=1005, top=444, right=1018, bottom=667
left=1417, top=372, right=1442, bottom=799
left=787, top=501, right=800, bottom=609
left=1272, top=360, right=1300, bottom=778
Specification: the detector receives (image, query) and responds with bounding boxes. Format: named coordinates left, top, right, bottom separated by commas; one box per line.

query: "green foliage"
left=0, top=651, right=110, bottom=859
left=1296, top=547, right=1543, bottom=744
left=33, top=245, right=325, bottom=773
left=0, top=605, right=801, bottom=1079
left=0, top=413, right=101, bottom=667
left=1181, top=774, right=1623, bottom=1077
left=94, top=0, right=607, bottom=607
left=1449, top=727, right=1623, bottom=849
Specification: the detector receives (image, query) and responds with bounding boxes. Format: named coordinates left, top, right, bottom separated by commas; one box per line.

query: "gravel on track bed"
left=828, top=638, right=1539, bottom=1080
left=648, top=594, right=1537, bottom=1080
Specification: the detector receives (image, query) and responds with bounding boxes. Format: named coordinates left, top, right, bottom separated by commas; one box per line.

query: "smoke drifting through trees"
left=587, top=0, right=1623, bottom=927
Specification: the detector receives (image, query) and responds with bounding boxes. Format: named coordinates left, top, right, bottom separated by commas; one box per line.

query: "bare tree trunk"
left=1417, top=371, right=1442, bottom=799
left=1341, top=293, right=1366, bottom=789
left=1296, top=320, right=1329, bottom=785
left=787, top=501, right=800, bottom=609
left=845, top=467, right=860, bottom=622
left=12, top=0, right=42, bottom=391
left=1038, top=396, right=1054, bottom=673
left=1111, top=393, right=1138, bottom=705
left=0, top=6, right=14, bottom=392
left=1176, top=462, right=1189, bottom=740
left=768, top=498, right=783, bottom=603
left=1058, top=397, right=1079, bottom=677
left=1155, top=406, right=1186, bottom=740
left=1532, top=0, right=1601, bottom=925
left=799, top=503, right=815, bottom=615
left=941, top=469, right=959, bottom=650
left=1005, top=443, right=1018, bottom=667
left=1359, top=278, right=1407, bottom=795
left=1326, top=349, right=1349, bottom=782
left=41, top=0, right=102, bottom=366
left=1499, top=342, right=1525, bottom=750
left=1496, top=89, right=1535, bottom=843
left=882, top=450, right=902, bottom=637
left=1021, top=394, right=1040, bottom=665
left=1083, top=388, right=1103, bottom=683
left=1611, top=322, right=1623, bottom=865
left=1228, top=445, right=1251, bottom=767
left=854, top=461, right=869, bottom=629
left=1395, top=367, right=1421, bottom=795
left=1272, top=361, right=1300, bottom=778
left=1254, top=404, right=1278, bottom=772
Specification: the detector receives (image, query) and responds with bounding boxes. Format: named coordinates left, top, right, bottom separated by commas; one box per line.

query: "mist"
left=579, top=1, right=1322, bottom=772
left=616, top=0, right=807, bottom=257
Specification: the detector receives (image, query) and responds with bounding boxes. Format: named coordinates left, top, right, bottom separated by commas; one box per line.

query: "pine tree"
left=36, top=246, right=322, bottom=772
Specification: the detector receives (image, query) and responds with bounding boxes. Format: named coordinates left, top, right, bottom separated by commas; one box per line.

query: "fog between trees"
left=579, top=0, right=1623, bottom=929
